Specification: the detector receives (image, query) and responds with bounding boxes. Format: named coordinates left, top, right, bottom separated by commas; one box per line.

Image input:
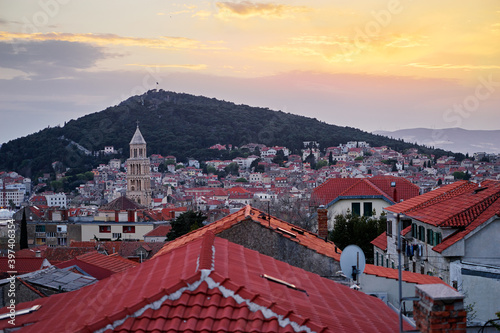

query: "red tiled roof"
left=99, top=196, right=145, bottom=211
left=370, top=232, right=387, bottom=251
left=154, top=205, right=342, bottom=262
left=385, top=181, right=500, bottom=253
left=386, top=181, right=477, bottom=214
left=397, top=182, right=500, bottom=227
left=311, top=176, right=419, bottom=206
left=0, top=234, right=408, bottom=333
left=75, top=251, right=139, bottom=273
left=0, top=258, right=49, bottom=275
left=143, top=225, right=171, bottom=237
left=433, top=196, right=500, bottom=253
left=55, top=251, right=138, bottom=280
left=364, top=265, right=449, bottom=286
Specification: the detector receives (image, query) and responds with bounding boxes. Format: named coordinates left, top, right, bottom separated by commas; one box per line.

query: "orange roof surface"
left=143, top=225, right=172, bottom=237
left=154, top=205, right=342, bottom=261
left=370, top=232, right=387, bottom=251
left=0, top=233, right=409, bottom=333
left=385, top=181, right=477, bottom=214
left=364, top=265, right=449, bottom=286
left=386, top=181, right=500, bottom=253
left=311, top=175, right=420, bottom=206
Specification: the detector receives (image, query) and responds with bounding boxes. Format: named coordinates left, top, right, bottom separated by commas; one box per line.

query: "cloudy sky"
left=1, top=0, right=499, bottom=144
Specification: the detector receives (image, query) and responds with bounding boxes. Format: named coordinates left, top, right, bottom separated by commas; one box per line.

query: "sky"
left=0, top=0, right=499, bottom=145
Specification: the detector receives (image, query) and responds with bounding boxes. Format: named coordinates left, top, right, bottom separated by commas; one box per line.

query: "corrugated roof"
left=0, top=234, right=408, bottom=332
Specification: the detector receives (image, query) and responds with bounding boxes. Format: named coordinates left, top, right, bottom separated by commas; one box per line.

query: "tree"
left=315, top=160, right=328, bottom=170
left=235, top=177, right=248, bottom=183
left=166, top=210, right=207, bottom=241
left=328, top=152, right=333, bottom=165
left=272, top=150, right=286, bottom=166
left=225, top=162, right=239, bottom=176
left=304, top=152, right=316, bottom=169
left=20, top=208, right=28, bottom=249
left=329, top=211, right=386, bottom=264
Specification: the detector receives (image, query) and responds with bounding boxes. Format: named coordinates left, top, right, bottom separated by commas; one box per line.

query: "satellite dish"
left=340, top=244, right=366, bottom=282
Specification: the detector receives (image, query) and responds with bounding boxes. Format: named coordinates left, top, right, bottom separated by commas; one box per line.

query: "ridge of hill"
left=0, top=90, right=458, bottom=178
left=373, top=128, right=500, bottom=155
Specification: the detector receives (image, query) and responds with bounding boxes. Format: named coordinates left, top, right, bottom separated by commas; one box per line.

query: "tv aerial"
left=340, top=244, right=366, bottom=285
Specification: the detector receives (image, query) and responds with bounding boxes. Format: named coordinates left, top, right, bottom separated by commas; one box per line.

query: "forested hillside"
left=0, top=90, right=457, bottom=178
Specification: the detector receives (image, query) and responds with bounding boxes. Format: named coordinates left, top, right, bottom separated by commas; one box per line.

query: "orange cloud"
left=406, top=63, right=500, bottom=70
left=0, top=31, right=226, bottom=50
left=216, top=1, right=310, bottom=19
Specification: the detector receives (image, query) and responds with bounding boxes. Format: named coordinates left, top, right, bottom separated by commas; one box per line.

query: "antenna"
left=340, top=244, right=366, bottom=285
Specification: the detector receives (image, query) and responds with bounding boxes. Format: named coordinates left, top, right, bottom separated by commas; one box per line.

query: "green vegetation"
left=166, top=210, right=207, bottom=241
left=329, top=211, right=387, bottom=264
left=0, top=90, right=459, bottom=178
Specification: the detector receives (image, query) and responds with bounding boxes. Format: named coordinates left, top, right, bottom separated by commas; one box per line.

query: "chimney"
left=413, top=284, right=466, bottom=333
left=317, top=205, right=328, bottom=240
left=35, top=250, right=41, bottom=258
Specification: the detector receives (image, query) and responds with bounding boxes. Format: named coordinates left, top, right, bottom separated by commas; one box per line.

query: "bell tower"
left=126, top=123, right=152, bottom=207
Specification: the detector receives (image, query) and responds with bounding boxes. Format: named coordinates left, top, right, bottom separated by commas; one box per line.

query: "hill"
left=373, top=128, right=500, bottom=155
left=0, top=90, right=457, bottom=178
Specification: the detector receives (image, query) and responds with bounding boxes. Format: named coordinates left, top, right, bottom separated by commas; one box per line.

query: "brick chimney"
left=413, top=284, right=466, bottom=333
left=317, top=206, right=328, bottom=240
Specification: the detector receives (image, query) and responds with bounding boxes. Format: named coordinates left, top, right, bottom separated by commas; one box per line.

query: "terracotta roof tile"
left=370, top=232, right=387, bottom=251
left=311, top=176, right=419, bottom=206
left=0, top=258, right=49, bottom=275
left=364, top=264, right=448, bottom=286
left=143, top=225, right=171, bottom=237
left=0, top=234, right=406, bottom=332
left=154, top=205, right=342, bottom=262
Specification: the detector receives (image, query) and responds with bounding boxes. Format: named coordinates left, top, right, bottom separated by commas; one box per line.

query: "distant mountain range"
left=373, top=128, right=500, bottom=155
left=0, top=90, right=460, bottom=178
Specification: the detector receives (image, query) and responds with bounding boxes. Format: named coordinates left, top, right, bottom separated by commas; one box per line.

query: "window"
left=57, top=225, right=67, bottom=233
left=411, top=223, right=417, bottom=238
left=363, top=202, right=373, bottom=217
left=386, top=220, right=392, bottom=237
left=35, top=225, right=45, bottom=233
left=123, top=226, right=135, bottom=233
left=35, top=238, right=46, bottom=245
left=418, top=226, right=425, bottom=242
left=57, top=237, right=67, bottom=246
left=351, top=202, right=361, bottom=216
left=427, top=229, right=434, bottom=246
left=99, top=225, right=111, bottom=233
left=112, top=233, right=122, bottom=239
left=376, top=253, right=379, bottom=266
left=46, top=232, right=56, bottom=238
left=434, top=232, right=442, bottom=245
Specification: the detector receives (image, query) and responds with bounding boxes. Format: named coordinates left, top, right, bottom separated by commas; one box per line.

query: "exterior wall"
left=28, top=222, right=82, bottom=247
left=80, top=223, right=154, bottom=241
left=217, top=219, right=341, bottom=280
left=45, top=193, right=67, bottom=208
left=0, top=189, right=24, bottom=207
left=463, top=218, right=500, bottom=267
left=327, top=198, right=389, bottom=230
left=359, top=273, right=417, bottom=313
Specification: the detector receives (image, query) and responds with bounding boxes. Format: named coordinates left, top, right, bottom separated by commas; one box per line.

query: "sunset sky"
left=1, top=0, right=499, bottom=144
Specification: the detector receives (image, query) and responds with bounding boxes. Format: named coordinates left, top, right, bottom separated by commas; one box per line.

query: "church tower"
left=126, top=124, right=152, bottom=207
